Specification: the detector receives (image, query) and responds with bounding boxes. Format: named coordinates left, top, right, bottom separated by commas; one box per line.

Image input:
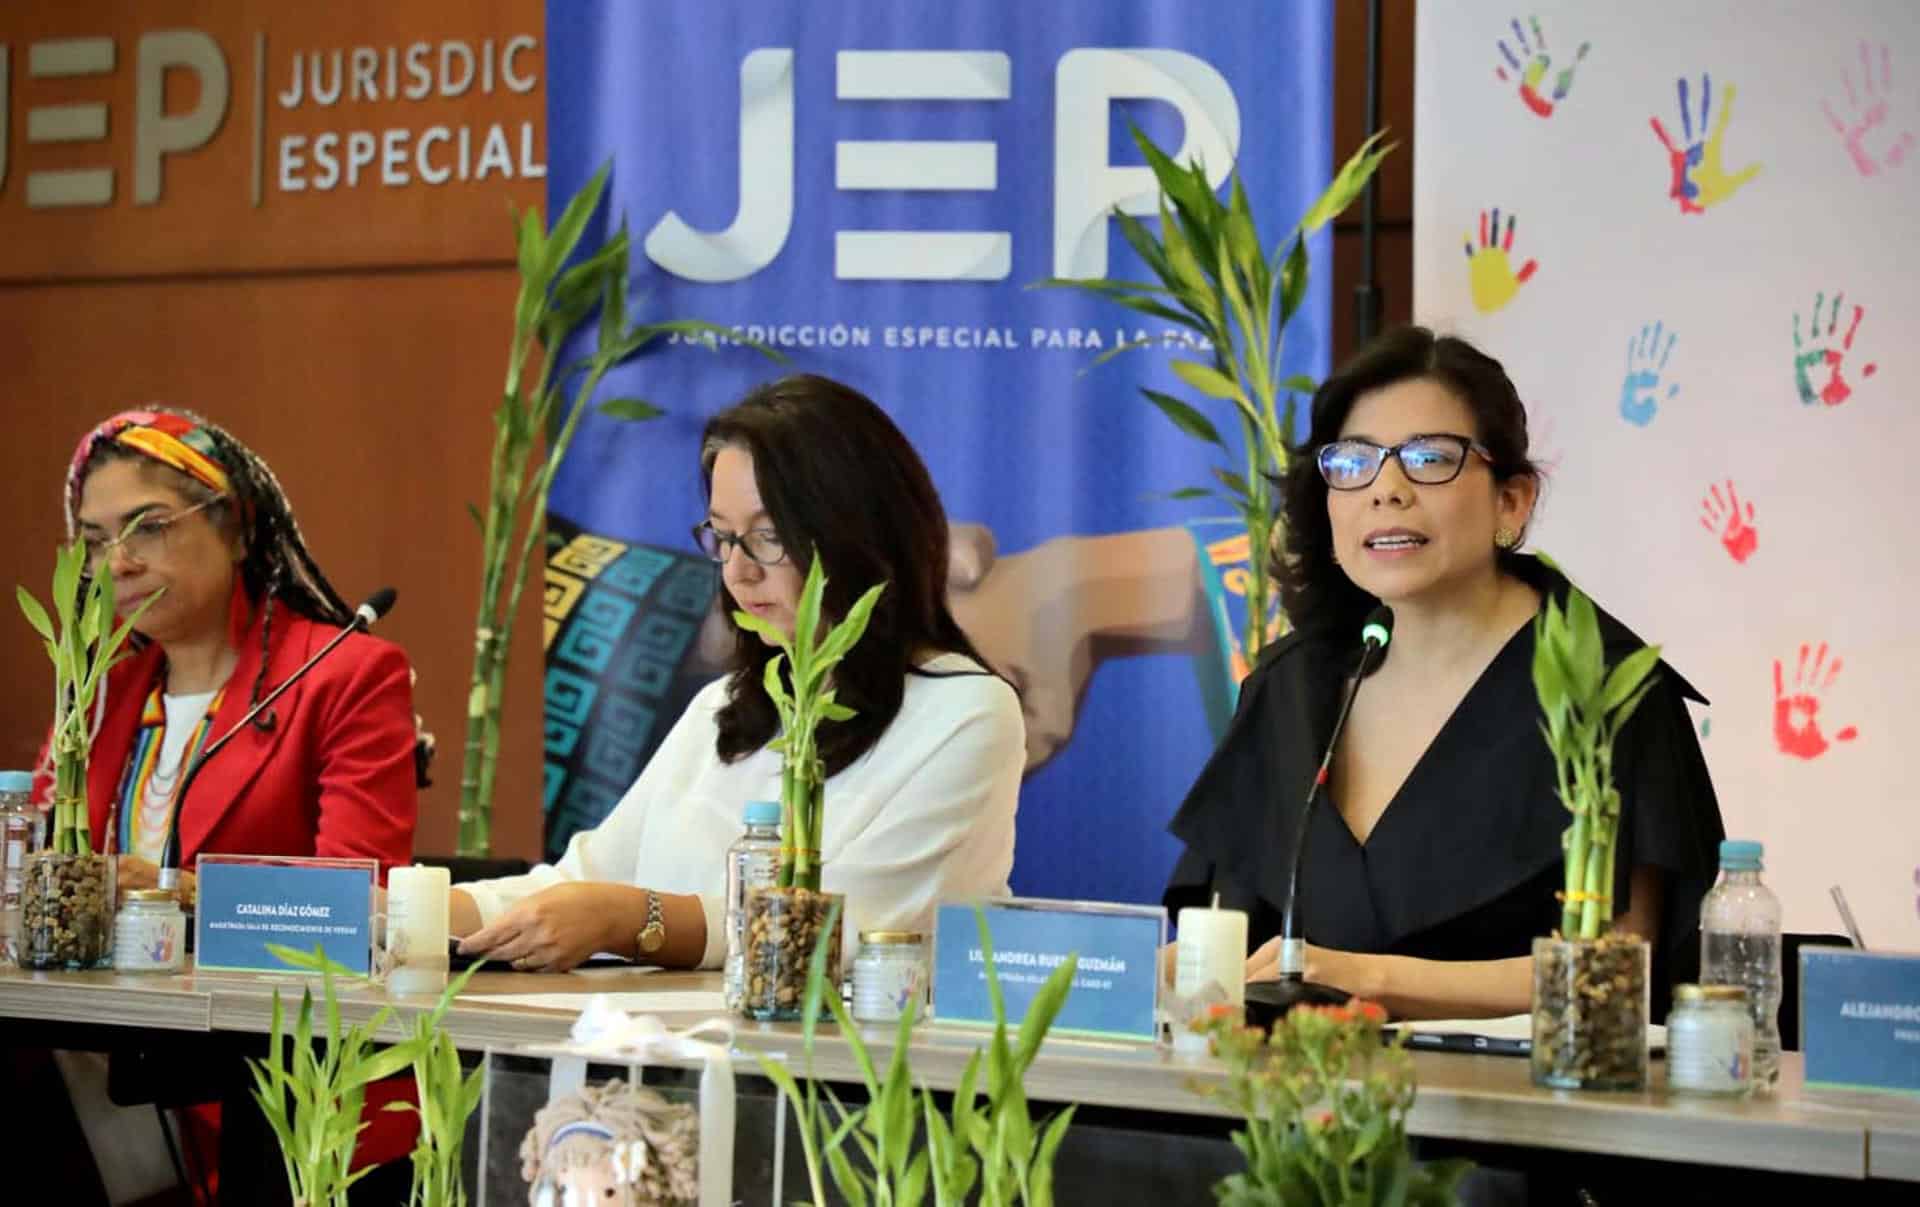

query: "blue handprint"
left=1619, top=321, right=1678, bottom=427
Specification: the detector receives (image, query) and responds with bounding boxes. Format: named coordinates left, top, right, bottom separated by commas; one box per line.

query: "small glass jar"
left=1667, top=983, right=1754, bottom=1096
left=852, top=930, right=926, bottom=1023
left=113, top=889, right=186, bottom=974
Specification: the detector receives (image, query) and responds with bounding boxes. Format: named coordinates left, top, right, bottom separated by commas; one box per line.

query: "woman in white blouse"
left=452, top=374, right=1025, bottom=971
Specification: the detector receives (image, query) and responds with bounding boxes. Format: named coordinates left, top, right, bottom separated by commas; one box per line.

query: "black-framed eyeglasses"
left=1316, top=434, right=1494, bottom=491
left=81, top=496, right=227, bottom=570
left=692, top=522, right=788, bottom=566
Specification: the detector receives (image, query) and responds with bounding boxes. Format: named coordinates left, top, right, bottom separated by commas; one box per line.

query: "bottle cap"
left=743, top=799, right=781, bottom=826
left=0, top=771, right=33, bottom=793
left=859, top=930, right=924, bottom=945
left=1718, top=839, right=1763, bottom=870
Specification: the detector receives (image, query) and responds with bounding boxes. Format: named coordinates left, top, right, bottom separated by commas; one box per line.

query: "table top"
left=4, top=961, right=1916, bottom=1181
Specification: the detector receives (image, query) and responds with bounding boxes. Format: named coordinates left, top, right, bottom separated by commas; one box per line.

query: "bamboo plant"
left=249, top=943, right=485, bottom=1207
left=16, top=533, right=160, bottom=853
left=729, top=557, right=886, bottom=891
left=757, top=901, right=1079, bottom=1207
left=456, top=162, right=762, bottom=856
left=1037, top=128, right=1391, bottom=672
left=1532, top=584, right=1662, bottom=940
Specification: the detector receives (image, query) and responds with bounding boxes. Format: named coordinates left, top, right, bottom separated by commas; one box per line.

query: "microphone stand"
left=156, top=609, right=378, bottom=892
left=1245, top=634, right=1390, bottom=1028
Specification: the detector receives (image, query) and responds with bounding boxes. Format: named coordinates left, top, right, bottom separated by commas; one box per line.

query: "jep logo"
left=643, top=47, right=1241, bottom=283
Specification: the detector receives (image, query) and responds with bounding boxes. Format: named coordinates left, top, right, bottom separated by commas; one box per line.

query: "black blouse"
left=1164, top=557, right=1725, bottom=1018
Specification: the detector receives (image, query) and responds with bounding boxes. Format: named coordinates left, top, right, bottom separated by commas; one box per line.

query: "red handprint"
left=1772, top=642, right=1860, bottom=760
left=1698, top=480, right=1757, bottom=564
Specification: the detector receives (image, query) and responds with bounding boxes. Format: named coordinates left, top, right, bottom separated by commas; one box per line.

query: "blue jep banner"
left=540, top=0, right=1335, bottom=906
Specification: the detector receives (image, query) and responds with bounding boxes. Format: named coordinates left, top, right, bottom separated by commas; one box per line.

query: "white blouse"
left=462, top=653, right=1024, bottom=968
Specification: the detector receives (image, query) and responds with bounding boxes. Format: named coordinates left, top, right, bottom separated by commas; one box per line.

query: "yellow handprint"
left=1463, top=208, right=1537, bottom=314
left=1649, top=75, right=1763, bottom=214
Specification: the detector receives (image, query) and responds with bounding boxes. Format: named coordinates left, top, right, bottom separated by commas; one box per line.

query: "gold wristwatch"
left=636, top=891, right=666, bottom=957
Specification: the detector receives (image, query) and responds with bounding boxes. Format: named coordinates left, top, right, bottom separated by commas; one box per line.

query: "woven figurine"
left=520, top=1079, right=699, bottom=1206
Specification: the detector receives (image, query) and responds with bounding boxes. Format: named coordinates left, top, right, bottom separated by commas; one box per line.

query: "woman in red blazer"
left=41, top=408, right=421, bottom=894
left=40, top=407, right=425, bottom=1185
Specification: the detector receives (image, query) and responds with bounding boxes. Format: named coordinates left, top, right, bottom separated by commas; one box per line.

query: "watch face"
left=639, top=923, right=666, bottom=953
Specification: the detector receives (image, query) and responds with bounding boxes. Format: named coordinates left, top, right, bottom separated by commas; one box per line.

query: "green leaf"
left=597, top=397, right=664, bottom=422
left=513, top=204, right=545, bottom=286
left=1295, top=131, right=1393, bottom=235
left=1139, top=388, right=1225, bottom=448
left=17, top=587, right=54, bottom=643
left=1165, top=487, right=1214, bottom=501
left=734, top=608, right=789, bottom=649
left=1601, top=644, right=1663, bottom=715
left=1211, top=467, right=1252, bottom=503
left=1112, top=208, right=1175, bottom=286
left=1014, top=954, right=1077, bottom=1076
left=539, top=160, right=611, bottom=287
left=1277, top=235, right=1309, bottom=325
left=1170, top=359, right=1243, bottom=402
left=464, top=502, right=483, bottom=531
left=800, top=895, right=845, bottom=1052
left=1565, top=590, right=1604, bottom=702
left=1279, top=373, right=1317, bottom=396
left=1030, top=1105, right=1078, bottom=1207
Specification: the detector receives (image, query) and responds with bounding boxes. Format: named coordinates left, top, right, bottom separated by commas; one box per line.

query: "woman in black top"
left=1165, top=327, right=1723, bottom=1020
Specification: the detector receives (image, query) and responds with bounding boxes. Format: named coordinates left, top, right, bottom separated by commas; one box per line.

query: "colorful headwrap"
left=66, top=406, right=352, bottom=628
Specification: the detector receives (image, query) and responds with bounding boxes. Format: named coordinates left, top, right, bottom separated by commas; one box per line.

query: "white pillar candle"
left=1171, top=898, right=1248, bottom=1053
left=386, top=863, right=451, bottom=997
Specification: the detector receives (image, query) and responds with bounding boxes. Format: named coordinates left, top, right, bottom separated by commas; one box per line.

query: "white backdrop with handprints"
left=1415, top=1, right=1920, bottom=946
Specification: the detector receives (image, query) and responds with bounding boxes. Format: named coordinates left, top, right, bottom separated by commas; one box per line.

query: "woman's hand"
left=1246, top=936, right=1381, bottom=999
left=116, top=855, right=194, bottom=906
left=456, top=882, right=643, bottom=972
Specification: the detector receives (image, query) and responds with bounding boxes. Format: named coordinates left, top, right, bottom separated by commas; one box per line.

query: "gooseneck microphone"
left=156, top=588, right=399, bottom=892
left=1246, top=605, right=1394, bottom=1026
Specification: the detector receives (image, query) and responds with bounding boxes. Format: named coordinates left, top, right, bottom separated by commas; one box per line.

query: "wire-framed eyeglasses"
left=81, top=496, right=227, bottom=569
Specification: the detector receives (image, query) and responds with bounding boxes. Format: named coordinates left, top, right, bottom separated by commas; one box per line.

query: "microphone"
left=156, top=588, right=400, bottom=891
left=1246, top=605, right=1394, bottom=1028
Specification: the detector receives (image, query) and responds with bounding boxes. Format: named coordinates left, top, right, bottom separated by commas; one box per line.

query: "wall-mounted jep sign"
left=0, top=3, right=546, bottom=279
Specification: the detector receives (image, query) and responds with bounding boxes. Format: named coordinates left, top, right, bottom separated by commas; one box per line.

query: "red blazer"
left=35, top=607, right=417, bottom=880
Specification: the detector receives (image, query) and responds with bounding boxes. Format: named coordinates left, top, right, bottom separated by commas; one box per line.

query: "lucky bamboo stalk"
left=455, top=162, right=763, bottom=856
left=1037, top=127, right=1393, bottom=673
left=18, top=534, right=160, bottom=854
left=1532, top=579, right=1662, bottom=940
left=732, top=558, right=885, bottom=891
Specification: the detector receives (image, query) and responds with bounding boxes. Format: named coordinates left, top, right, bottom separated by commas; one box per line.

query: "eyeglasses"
left=692, top=522, right=788, bottom=566
left=81, top=496, right=227, bottom=569
left=1316, top=434, right=1494, bottom=491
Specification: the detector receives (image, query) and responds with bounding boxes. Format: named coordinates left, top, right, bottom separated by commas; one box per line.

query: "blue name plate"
left=195, top=855, right=378, bottom=976
left=932, top=898, right=1165, bottom=1043
left=1801, top=946, right=1920, bottom=1096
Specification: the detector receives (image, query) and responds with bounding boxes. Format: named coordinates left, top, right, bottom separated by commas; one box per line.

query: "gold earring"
left=1494, top=527, right=1519, bottom=550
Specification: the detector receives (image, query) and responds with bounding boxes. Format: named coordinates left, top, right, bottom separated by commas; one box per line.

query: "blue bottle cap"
left=743, top=799, right=781, bottom=826
left=0, top=770, right=33, bottom=794
left=1718, top=839, right=1763, bottom=869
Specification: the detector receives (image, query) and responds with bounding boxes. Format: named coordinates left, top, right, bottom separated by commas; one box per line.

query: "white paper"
left=460, top=990, right=727, bottom=1014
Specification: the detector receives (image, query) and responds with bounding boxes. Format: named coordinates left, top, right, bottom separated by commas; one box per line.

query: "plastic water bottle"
left=1699, top=839, right=1783, bottom=1090
left=723, top=800, right=783, bottom=1010
left=0, top=771, right=42, bottom=966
